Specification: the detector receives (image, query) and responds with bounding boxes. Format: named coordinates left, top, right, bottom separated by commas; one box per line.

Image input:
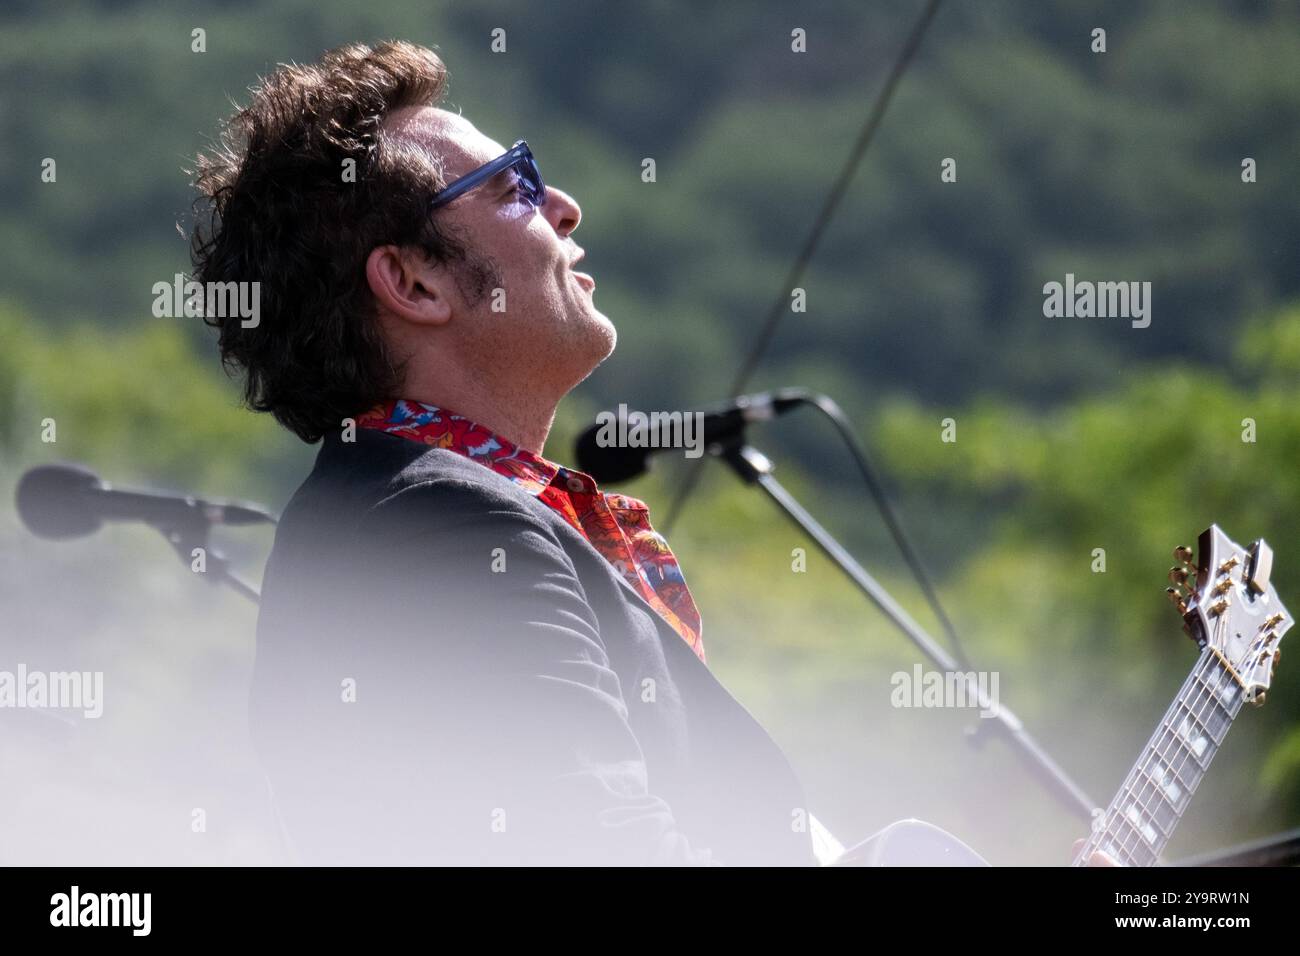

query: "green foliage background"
left=1, top=0, right=1297, bottom=864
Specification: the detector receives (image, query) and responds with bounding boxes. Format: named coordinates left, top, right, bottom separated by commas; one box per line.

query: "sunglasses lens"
left=519, top=155, right=546, bottom=206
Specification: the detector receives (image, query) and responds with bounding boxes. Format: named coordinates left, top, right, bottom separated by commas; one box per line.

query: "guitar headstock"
left=1168, top=525, right=1293, bottom=705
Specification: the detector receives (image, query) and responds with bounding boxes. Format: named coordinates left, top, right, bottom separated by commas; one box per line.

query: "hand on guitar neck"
left=1073, top=839, right=1120, bottom=867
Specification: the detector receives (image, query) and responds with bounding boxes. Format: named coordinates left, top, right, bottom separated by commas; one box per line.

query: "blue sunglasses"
left=429, top=140, right=547, bottom=211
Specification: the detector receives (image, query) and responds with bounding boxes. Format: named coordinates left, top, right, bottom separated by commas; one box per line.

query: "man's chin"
left=595, top=311, right=617, bottom=358
left=564, top=310, right=616, bottom=389
left=583, top=307, right=617, bottom=360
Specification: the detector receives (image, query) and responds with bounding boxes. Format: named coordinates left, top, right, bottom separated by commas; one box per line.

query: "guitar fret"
left=1114, top=812, right=1158, bottom=865
left=1104, top=813, right=1157, bottom=867
left=1134, top=752, right=1184, bottom=851
left=1173, top=710, right=1218, bottom=763
left=1095, top=825, right=1138, bottom=868
left=1184, top=696, right=1229, bottom=746
left=1177, top=693, right=1218, bottom=743
left=1125, top=767, right=1175, bottom=837
left=1189, top=673, right=1234, bottom=741
left=1165, top=717, right=1211, bottom=773
left=1139, top=748, right=1192, bottom=810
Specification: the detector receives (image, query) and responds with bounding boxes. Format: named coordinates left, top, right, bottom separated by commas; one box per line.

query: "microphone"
left=15, top=463, right=276, bottom=541
left=575, top=389, right=806, bottom=483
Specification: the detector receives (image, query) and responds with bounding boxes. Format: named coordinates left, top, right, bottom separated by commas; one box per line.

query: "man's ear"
left=365, top=245, right=454, bottom=326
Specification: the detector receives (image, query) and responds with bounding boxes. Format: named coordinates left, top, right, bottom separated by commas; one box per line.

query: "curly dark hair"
left=190, top=40, right=471, bottom=443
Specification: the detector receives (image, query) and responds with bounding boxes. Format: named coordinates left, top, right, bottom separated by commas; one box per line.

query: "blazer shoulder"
left=348, top=441, right=567, bottom=546
left=379, top=448, right=553, bottom=518
left=296, top=429, right=582, bottom=568
left=312, top=429, right=542, bottom=512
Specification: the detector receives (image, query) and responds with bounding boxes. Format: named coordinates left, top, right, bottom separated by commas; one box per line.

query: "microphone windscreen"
left=15, top=463, right=104, bottom=540
left=574, top=423, right=651, bottom=484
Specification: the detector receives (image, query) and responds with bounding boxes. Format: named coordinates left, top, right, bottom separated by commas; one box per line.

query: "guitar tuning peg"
left=1251, top=690, right=1267, bottom=708
left=1165, top=587, right=1187, bottom=614
left=1168, top=566, right=1188, bottom=587
left=1174, top=545, right=1194, bottom=564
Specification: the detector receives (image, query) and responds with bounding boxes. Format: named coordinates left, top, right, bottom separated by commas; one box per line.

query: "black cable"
left=788, top=389, right=974, bottom=672
left=663, top=0, right=945, bottom=533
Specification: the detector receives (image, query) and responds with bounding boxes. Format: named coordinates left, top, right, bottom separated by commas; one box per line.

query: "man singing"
left=192, top=40, right=812, bottom=865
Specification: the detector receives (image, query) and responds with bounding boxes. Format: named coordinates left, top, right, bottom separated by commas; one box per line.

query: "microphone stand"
left=713, top=436, right=1099, bottom=824
left=152, top=510, right=265, bottom=605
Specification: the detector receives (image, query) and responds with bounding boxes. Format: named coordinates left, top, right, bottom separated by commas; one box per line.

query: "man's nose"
left=543, top=185, right=581, bottom=237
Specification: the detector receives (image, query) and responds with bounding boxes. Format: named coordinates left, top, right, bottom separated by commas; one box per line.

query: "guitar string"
left=1086, top=648, right=1215, bottom=865
left=1115, top=649, right=1227, bottom=864
left=1083, top=652, right=1201, bottom=864
left=1105, top=644, right=1230, bottom=865
left=1157, top=639, right=1241, bottom=853
left=1099, top=610, right=1244, bottom=866
left=1140, top=619, right=1248, bottom=862
left=1089, top=568, right=1241, bottom=866
left=1084, top=606, right=1235, bottom=868
left=1114, top=650, right=1220, bottom=863
left=1085, top=648, right=1217, bottom=865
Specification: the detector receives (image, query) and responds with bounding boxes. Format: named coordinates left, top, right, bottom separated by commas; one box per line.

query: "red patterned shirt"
left=357, top=399, right=706, bottom=662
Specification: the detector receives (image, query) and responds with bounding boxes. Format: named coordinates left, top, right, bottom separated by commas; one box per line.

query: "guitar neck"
left=1074, top=646, right=1247, bottom=866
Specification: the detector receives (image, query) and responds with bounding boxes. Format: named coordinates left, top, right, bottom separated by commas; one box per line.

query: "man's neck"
left=400, top=385, right=558, bottom=456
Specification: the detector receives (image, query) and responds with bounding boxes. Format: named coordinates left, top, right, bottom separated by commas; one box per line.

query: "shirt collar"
left=356, top=399, right=601, bottom=498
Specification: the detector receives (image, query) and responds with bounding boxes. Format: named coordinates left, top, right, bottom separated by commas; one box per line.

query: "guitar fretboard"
left=1073, top=646, right=1246, bottom=866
